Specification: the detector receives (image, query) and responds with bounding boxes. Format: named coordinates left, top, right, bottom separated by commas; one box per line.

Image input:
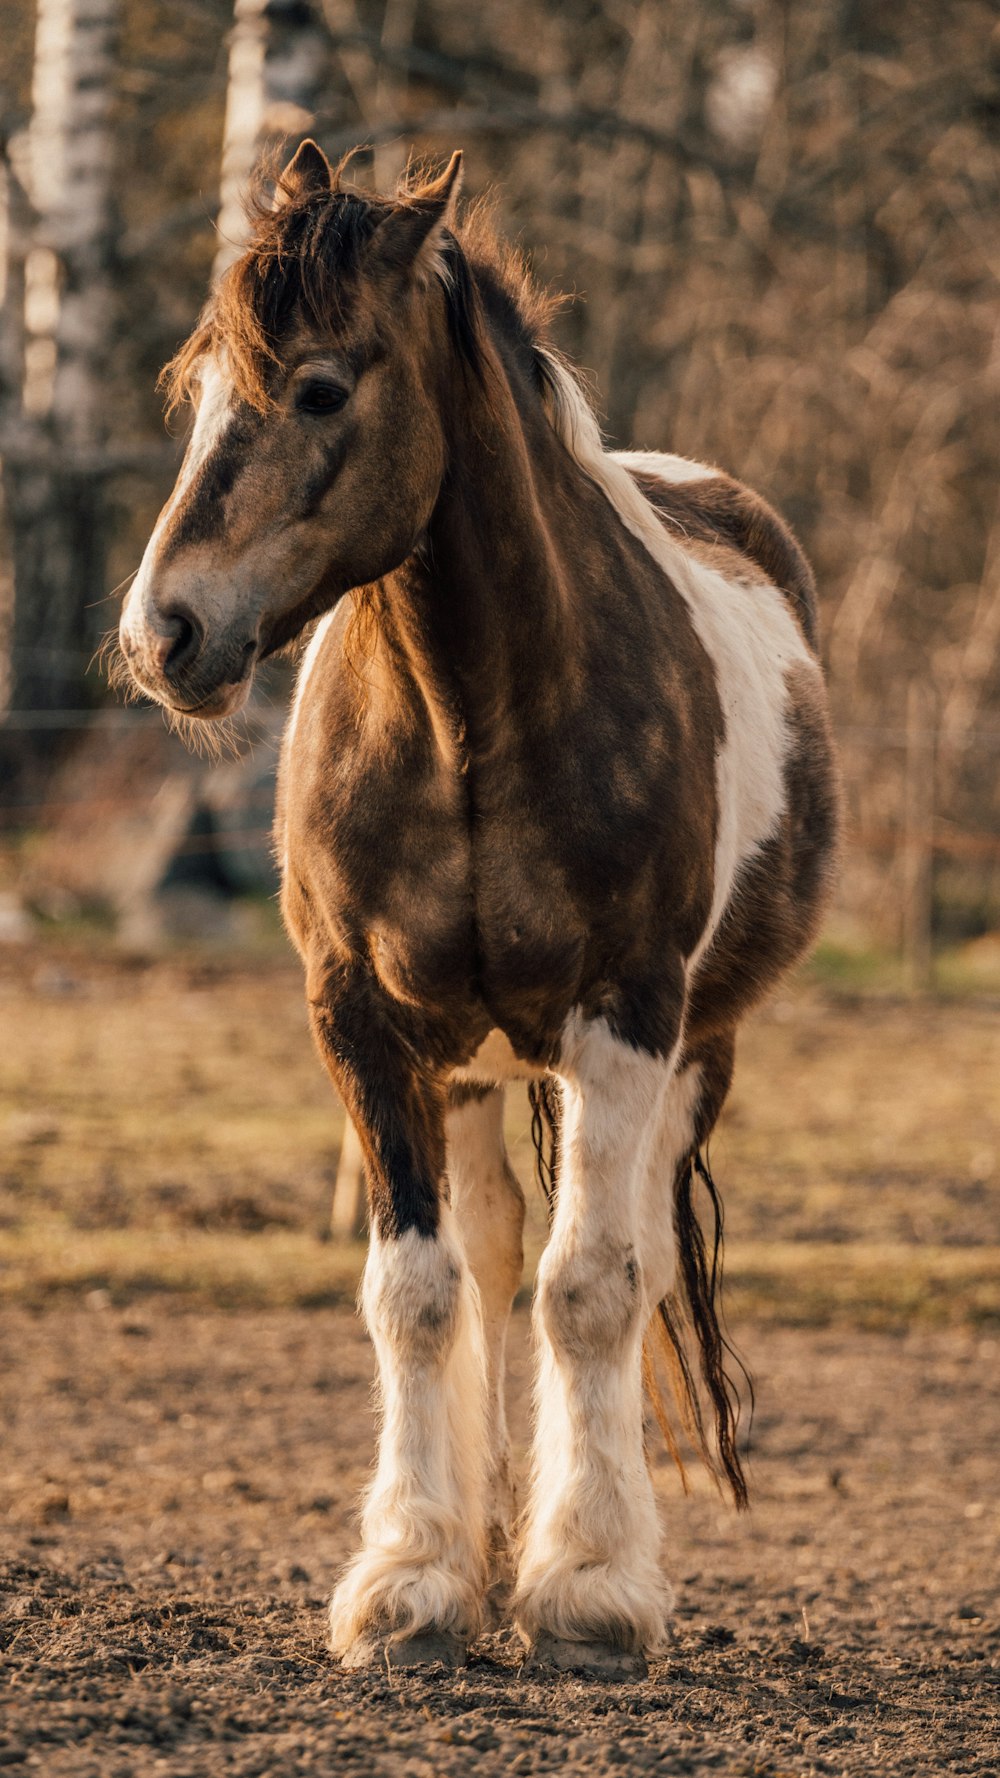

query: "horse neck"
left=400, top=340, right=578, bottom=749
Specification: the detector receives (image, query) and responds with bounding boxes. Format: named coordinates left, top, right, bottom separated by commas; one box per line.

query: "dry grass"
left=1, top=1225, right=997, bottom=1329
left=1, top=932, right=998, bottom=1325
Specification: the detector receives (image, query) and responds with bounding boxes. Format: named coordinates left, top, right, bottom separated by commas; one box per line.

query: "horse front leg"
left=309, top=997, right=489, bottom=1670
left=446, top=1084, right=525, bottom=1615
left=515, top=1008, right=679, bottom=1679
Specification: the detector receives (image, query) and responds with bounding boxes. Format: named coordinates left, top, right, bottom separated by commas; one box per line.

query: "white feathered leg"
left=329, top=1204, right=488, bottom=1667
left=515, top=1013, right=677, bottom=1676
left=447, top=1088, right=525, bottom=1612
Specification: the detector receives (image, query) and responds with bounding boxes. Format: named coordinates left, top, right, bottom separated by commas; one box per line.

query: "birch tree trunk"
left=2, top=0, right=120, bottom=743
left=0, top=138, right=30, bottom=718
left=215, top=0, right=332, bottom=281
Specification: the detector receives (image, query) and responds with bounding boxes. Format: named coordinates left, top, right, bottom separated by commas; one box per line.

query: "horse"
left=118, top=141, right=839, bottom=1679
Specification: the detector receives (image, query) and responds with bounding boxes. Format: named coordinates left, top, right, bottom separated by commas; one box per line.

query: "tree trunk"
left=901, top=680, right=935, bottom=992
left=214, top=0, right=332, bottom=282
left=0, top=139, right=30, bottom=718
left=1, top=0, right=120, bottom=771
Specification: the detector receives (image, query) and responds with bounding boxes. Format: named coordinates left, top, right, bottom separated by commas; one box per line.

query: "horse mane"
left=162, top=155, right=564, bottom=417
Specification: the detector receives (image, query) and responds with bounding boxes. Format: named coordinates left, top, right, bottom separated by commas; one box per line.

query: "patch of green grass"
left=807, top=933, right=1000, bottom=1000
left=721, top=1241, right=1000, bottom=1329
left=806, top=939, right=909, bottom=996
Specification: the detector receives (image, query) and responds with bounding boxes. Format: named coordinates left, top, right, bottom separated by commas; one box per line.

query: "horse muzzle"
left=119, top=600, right=258, bottom=721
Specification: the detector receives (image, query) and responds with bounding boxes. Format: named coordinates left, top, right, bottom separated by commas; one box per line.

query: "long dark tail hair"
left=527, top=1081, right=752, bottom=1510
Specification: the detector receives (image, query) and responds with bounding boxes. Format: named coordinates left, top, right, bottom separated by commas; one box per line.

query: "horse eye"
left=296, top=381, right=349, bottom=415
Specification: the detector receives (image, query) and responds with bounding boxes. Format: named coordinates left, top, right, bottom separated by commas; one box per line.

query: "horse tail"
left=527, top=1076, right=561, bottom=1222
left=644, top=1149, right=752, bottom=1509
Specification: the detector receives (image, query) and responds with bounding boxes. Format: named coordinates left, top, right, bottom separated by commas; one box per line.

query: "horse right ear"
left=369, top=151, right=464, bottom=286
left=275, top=138, right=335, bottom=207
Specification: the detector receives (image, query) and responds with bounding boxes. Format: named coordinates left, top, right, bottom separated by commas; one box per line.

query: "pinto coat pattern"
left=118, top=142, right=839, bottom=1678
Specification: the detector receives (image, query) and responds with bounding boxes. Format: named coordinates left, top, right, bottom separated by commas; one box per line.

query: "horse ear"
left=275, top=138, right=335, bottom=208
left=370, top=150, right=464, bottom=283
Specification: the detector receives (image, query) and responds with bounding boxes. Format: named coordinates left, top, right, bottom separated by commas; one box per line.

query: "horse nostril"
left=157, top=606, right=202, bottom=681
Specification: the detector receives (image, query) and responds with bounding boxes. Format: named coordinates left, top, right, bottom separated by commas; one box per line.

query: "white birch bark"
left=2, top=0, right=120, bottom=731
left=25, top=0, right=119, bottom=446
left=214, top=0, right=332, bottom=280
left=0, top=144, right=28, bottom=426
left=0, top=141, right=30, bottom=716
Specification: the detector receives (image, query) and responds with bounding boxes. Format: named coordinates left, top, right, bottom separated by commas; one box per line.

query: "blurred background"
left=1, top=0, right=999, bottom=970
left=0, top=0, right=998, bottom=1316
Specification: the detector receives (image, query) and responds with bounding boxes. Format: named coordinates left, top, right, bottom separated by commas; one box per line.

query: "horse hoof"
left=522, top=1632, right=648, bottom=1681
left=340, top=1629, right=468, bottom=1671
left=387, top=1630, right=468, bottom=1670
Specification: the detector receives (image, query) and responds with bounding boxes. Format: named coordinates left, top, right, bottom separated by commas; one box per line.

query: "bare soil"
left=2, top=1303, right=998, bottom=1777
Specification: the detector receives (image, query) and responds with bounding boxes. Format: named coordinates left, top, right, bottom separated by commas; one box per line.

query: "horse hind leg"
left=641, top=1027, right=749, bottom=1508
left=641, top=1028, right=736, bottom=1307
left=446, top=1084, right=525, bottom=1617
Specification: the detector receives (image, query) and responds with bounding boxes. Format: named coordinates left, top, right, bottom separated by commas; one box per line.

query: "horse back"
left=617, top=456, right=820, bottom=652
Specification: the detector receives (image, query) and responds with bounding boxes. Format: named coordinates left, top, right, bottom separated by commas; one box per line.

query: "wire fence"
left=1, top=708, right=999, bottom=873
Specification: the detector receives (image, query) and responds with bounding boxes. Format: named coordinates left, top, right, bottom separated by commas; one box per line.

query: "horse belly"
left=451, top=1028, right=547, bottom=1086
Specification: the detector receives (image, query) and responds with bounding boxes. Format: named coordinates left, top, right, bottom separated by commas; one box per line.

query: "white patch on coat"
left=446, top=1090, right=524, bottom=1589
left=285, top=610, right=335, bottom=759
left=538, top=350, right=818, bottom=966
left=515, top=1012, right=676, bottom=1656
left=610, top=448, right=720, bottom=485
left=278, top=610, right=336, bottom=877
left=329, top=1205, right=489, bottom=1664
left=450, top=1028, right=546, bottom=1087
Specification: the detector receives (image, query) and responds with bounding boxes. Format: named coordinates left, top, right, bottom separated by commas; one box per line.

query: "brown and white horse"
left=119, top=143, right=838, bottom=1678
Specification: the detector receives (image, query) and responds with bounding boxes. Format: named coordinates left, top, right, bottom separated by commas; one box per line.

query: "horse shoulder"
left=277, top=601, right=480, bottom=1018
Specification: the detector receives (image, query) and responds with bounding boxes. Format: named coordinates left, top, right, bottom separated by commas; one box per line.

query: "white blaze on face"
left=161, top=358, right=236, bottom=530
left=121, top=358, right=236, bottom=645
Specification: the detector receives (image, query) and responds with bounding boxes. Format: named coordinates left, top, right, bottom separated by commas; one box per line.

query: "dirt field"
left=2, top=1308, right=998, bottom=1776
left=1, top=938, right=998, bottom=1774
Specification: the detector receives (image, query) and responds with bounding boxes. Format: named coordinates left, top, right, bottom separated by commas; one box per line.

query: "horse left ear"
left=275, top=138, right=335, bottom=208
left=370, top=150, right=464, bottom=284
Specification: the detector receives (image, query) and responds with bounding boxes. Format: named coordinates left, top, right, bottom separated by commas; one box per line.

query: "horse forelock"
left=164, top=182, right=392, bottom=415
left=162, top=160, right=566, bottom=423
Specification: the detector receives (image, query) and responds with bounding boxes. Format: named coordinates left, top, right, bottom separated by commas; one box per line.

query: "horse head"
left=119, top=141, right=464, bottom=718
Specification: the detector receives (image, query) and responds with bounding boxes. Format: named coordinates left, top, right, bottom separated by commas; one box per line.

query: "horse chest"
left=368, top=805, right=584, bottom=1043
left=283, top=642, right=711, bottom=1062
